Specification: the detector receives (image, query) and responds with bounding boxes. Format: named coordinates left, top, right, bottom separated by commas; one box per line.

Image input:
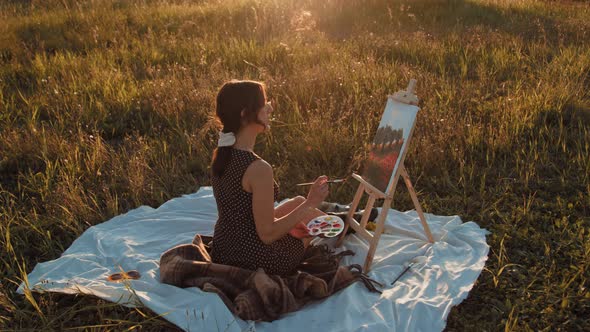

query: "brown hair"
left=211, top=80, right=266, bottom=177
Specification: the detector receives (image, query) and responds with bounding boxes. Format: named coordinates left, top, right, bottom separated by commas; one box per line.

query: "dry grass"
left=1, top=0, right=589, bottom=330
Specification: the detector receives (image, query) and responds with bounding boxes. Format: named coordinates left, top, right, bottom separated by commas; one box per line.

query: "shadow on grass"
left=445, top=100, right=590, bottom=330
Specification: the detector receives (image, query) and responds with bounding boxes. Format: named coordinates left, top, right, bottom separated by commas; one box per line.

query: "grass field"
left=1, top=0, right=589, bottom=330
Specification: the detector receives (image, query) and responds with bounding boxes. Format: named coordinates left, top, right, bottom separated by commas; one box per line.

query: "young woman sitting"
left=210, top=79, right=329, bottom=276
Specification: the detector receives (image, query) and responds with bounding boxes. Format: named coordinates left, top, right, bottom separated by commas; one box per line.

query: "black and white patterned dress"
left=210, top=148, right=305, bottom=276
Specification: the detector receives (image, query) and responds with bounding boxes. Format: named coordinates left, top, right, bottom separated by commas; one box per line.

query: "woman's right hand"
left=306, top=175, right=329, bottom=208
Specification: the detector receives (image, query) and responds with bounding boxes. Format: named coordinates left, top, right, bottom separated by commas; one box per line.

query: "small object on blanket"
left=107, top=270, right=141, bottom=282
left=390, top=264, right=412, bottom=286
left=326, top=208, right=379, bottom=235
left=306, top=215, right=344, bottom=237
left=391, top=256, right=427, bottom=285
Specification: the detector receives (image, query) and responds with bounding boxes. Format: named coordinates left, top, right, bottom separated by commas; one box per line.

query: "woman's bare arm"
left=245, top=160, right=326, bottom=245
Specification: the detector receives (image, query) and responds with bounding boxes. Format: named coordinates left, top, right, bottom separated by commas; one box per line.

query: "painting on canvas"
left=362, top=97, right=419, bottom=193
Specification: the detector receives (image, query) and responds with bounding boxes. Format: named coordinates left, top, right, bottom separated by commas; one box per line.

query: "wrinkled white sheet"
left=18, top=187, right=489, bottom=331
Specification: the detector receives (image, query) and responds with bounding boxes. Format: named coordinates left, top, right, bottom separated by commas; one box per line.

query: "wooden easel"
left=335, top=80, right=434, bottom=273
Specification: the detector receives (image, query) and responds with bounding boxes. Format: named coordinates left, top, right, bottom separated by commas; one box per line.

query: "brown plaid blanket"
left=159, top=234, right=382, bottom=322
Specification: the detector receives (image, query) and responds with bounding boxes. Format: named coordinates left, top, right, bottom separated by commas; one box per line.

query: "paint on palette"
left=306, top=215, right=345, bottom=238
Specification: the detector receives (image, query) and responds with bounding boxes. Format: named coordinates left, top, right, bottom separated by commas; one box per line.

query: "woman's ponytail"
left=211, top=146, right=232, bottom=177
left=210, top=80, right=266, bottom=178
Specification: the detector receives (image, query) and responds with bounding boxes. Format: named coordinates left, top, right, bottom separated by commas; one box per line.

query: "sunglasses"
left=107, top=270, right=141, bottom=282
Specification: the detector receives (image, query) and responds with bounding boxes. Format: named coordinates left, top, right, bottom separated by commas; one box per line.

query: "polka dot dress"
left=210, top=148, right=305, bottom=276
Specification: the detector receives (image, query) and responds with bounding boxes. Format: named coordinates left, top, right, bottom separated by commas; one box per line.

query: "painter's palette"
left=306, top=215, right=345, bottom=237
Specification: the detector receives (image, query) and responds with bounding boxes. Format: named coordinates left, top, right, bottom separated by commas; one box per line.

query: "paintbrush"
left=295, top=178, right=346, bottom=186
left=391, top=262, right=414, bottom=285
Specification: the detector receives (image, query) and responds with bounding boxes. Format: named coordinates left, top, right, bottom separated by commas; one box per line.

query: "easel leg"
left=336, top=184, right=364, bottom=247
left=400, top=167, right=434, bottom=243
left=359, top=195, right=376, bottom=229
left=364, top=198, right=392, bottom=272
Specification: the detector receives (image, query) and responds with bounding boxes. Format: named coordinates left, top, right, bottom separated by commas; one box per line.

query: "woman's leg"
left=275, top=196, right=326, bottom=222
left=274, top=196, right=306, bottom=218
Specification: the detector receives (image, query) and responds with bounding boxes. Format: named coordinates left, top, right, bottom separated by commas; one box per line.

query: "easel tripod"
left=335, top=80, right=434, bottom=272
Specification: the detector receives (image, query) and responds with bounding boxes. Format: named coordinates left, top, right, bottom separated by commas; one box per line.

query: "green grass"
left=1, top=0, right=589, bottom=330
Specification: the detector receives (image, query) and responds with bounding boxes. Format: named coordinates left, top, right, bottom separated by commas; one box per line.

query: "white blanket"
left=18, top=187, right=489, bottom=331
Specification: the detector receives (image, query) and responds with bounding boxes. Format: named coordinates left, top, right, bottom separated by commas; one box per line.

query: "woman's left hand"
left=289, top=222, right=312, bottom=239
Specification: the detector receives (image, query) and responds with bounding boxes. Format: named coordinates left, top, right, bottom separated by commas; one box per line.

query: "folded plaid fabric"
left=159, top=234, right=381, bottom=322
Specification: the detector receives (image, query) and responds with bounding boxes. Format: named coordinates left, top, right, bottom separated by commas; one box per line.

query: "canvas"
left=362, top=97, right=419, bottom=194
